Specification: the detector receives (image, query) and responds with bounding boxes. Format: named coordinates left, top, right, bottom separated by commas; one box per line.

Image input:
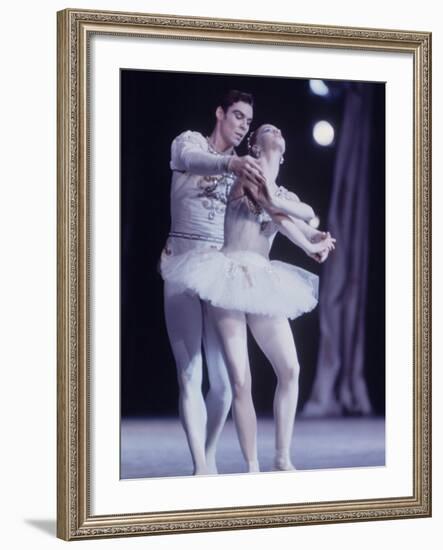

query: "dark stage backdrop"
left=120, top=70, right=385, bottom=417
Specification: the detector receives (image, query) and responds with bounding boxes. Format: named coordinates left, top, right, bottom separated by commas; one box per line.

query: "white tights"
left=207, top=306, right=300, bottom=472
left=164, top=281, right=232, bottom=475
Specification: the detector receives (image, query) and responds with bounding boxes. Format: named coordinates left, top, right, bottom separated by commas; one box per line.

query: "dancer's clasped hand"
left=307, top=231, right=336, bottom=263
left=229, top=155, right=266, bottom=187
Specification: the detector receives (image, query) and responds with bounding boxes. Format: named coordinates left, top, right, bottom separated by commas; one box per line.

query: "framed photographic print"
left=57, top=8, right=431, bottom=540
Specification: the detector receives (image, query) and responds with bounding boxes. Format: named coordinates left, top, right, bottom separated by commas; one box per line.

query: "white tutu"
left=161, top=248, right=319, bottom=319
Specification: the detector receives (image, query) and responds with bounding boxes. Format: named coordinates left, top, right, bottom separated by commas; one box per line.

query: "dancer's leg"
left=248, top=315, right=300, bottom=470
left=208, top=306, right=259, bottom=472
left=202, top=303, right=232, bottom=473
left=164, top=281, right=208, bottom=475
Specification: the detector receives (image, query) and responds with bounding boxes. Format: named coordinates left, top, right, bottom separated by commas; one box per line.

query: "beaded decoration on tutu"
left=161, top=248, right=318, bottom=319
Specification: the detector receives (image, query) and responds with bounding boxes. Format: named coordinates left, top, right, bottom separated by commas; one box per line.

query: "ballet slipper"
left=274, top=450, right=296, bottom=471
left=193, top=464, right=211, bottom=476
left=247, top=460, right=260, bottom=473
left=206, top=456, right=219, bottom=475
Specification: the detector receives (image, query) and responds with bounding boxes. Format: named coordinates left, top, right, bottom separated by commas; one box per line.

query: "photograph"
left=56, top=7, right=431, bottom=540
left=1, top=0, right=441, bottom=547
left=120, top=70, right=386, bottom=479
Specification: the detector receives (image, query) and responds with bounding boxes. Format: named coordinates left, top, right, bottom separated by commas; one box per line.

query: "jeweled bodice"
left=169, top=131, right=236, bottom=244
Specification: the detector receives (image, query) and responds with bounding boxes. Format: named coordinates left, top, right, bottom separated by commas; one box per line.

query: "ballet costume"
left=161, top=188, right=319, bottom=319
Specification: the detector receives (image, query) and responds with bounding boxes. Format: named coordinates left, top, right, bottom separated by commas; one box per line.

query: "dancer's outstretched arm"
left=288, top=216, right=326, bottom=241
left=288, top=217, right=337, bottom=262
left=243, top=179, right=315, bottom=222
left=267, top=187, right=315, bottom=222
left=272, top=212, right=335, bottom=257
left=242, top=179, right=333, bottom=260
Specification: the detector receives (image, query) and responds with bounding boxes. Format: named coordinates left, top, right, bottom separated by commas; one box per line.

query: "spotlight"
left=313, top=121, right=335, bottom=146
left=309, top=79, right=329, bottom=96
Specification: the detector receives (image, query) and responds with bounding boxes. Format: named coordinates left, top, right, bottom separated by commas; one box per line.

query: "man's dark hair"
left=218, top=90, right=254, bottom=112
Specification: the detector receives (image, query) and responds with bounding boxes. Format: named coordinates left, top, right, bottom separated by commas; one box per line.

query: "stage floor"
left=121, top=416, right=385, bottom=479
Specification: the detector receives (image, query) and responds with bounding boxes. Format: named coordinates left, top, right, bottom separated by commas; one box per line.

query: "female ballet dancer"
left=161, top=124, right=335, bottom=472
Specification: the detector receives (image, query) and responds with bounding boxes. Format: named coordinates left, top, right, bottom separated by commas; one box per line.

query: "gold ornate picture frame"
left=57, top=8, right=431, bottom=540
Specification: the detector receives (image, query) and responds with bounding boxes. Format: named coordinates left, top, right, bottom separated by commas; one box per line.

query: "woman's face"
left=256, top=124, right=286, bottom=155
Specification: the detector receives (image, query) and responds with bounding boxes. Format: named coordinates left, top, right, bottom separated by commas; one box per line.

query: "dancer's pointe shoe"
left=205, top=456, right=219, bottom=475
left=193, top=465, right=211, bottom=476
left=247, top=460, right=260, bottom=473
left=274, top=454, right=296, bottom=471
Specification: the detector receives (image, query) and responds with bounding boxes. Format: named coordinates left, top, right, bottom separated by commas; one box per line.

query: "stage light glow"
left=313, top=121, right=335, bottom=146
left=309, top=79, right=329, bottom=96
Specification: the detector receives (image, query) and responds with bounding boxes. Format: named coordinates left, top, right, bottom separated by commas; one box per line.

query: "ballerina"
left=162, top=124, right=335, bottom=472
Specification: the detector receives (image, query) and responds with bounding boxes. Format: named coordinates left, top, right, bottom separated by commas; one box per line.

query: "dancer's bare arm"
left=273, top=213, right=335, bottom=258
left=242, top=178, right=315, bottom=222
left=267, top=188, right=315, bottom=222
left=289, top=216, right=326, bottom=241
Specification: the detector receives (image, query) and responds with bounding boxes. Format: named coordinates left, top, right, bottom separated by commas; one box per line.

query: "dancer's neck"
left=259, top=149, right=282, bottom=184
left=207, top=132, right=234, bottom=154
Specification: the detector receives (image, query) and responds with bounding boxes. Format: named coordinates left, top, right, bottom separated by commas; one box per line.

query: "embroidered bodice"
left=169, top=130, right=236, bottom=244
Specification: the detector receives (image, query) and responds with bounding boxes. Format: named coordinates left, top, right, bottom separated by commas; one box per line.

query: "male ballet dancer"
left=160, top=90, right=265, bottom=474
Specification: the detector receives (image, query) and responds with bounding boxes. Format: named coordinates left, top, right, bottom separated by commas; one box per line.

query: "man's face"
left=218, top=101, right=253, bottom=147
